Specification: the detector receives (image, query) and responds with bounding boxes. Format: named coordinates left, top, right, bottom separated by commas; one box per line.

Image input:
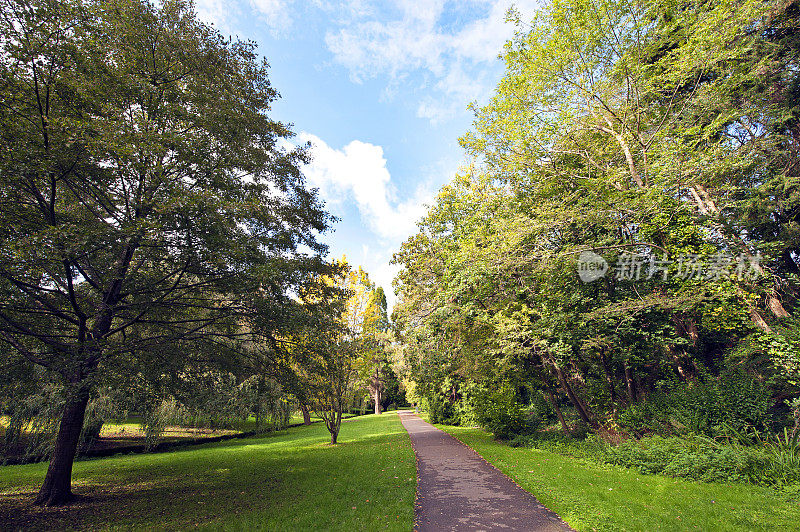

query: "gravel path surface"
left=399, top=411, right=573, bottom=532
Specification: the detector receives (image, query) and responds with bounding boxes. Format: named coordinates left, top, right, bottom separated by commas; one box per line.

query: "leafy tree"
left=362, top=286, right=390, bottom=414
left=0, top=0, right=331, bottom=505
left=292, top=261, right=362, bottom=444
left=393, top=0, right=798, bottom=441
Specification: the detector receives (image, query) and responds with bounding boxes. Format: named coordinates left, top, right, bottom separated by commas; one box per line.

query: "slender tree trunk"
left=374, top=366, right=382, bottom=415
left=554, top=365, right=597, bottom=428
left=624, top=362, right=636, bottom=405
left=598, top=348, right=617, bottom=408
left=330, top=405, right=341, bottom=444
left=300, top=403, right=311, bottom=425
left=35, top=388, right=90, bottom=506
left=544, top=387, right=570, bottom=436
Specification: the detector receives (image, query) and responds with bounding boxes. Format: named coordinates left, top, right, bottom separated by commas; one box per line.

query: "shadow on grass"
left=0, top=414, right=414, bottom=531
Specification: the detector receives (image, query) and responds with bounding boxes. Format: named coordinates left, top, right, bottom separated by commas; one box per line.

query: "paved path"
left=399, top=411, right=572, bottom=532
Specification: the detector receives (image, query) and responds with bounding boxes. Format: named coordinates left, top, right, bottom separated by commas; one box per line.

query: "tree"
left=393, top=0, right=798, bottom=440
left=0, top=0, right=331, bottom=505
left=292, top=262, right=360, bottom=444
left=363, top=286, right=389, bottom=414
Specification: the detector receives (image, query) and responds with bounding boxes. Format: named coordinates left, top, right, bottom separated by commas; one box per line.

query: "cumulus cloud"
left=194, top=0, right=238, bottom=31
left=298, top=133, right=432, bottom=241
left=324, top=0, right=540, bottom=123
left=250, top=0, right=295, bottom=34
left=193, top=0, right=294, bottom=35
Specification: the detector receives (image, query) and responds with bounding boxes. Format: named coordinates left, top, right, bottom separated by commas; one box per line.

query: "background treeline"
left=392, top=0, right=800, bottom=488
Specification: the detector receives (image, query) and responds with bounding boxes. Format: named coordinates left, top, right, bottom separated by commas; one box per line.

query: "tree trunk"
left=598, top=348, right=617, bottom=408
left=624, top=362, right=636, bottom=405
left=372, top=366, right=382, bottom=415
left=554, top=365, right=597, bottom=428
left=329, top=406, right=341, bottom=444
left=300, top=403, right=311, bottom=425
left=544, top=387, right=570, bottom=436
left=35, top=389, right=90, bottom=506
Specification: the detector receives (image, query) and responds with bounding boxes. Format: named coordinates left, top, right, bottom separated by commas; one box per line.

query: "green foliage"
left=605, top=436, right=771, bottom=484
left=765, top=427, right=800, bottom=486
left=392, top=0, right=799, bottom=455
left=143, top=398, right=187, bottom=450
left=79, top=391, right=119, bottom=450
left=473, top=385, right=534, bottom=440
left=425, top=394, right=458, bottom=426
left=617, top=372, right=773, bottom=437
left=510, top=426, right=800, bottom=488
left=2, top=384, right=63, bottom=461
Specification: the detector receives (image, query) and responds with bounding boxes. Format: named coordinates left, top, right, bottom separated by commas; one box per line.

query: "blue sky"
left=194, top=0, right=539, bottom=308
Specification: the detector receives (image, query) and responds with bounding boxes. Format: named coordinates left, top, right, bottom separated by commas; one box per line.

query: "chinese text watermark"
left=577, top=251, right=762, bottom=283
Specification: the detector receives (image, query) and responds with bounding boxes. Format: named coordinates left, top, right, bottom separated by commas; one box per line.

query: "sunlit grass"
left=0, top=413, right=415, bottom=531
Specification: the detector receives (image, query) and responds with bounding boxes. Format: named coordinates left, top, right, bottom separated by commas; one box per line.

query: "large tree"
left=393, top=0, right=799, bottom=437
left=0, top=0, right=331, bottom=505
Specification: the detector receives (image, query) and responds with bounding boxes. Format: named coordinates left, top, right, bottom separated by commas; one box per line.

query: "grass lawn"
left=437, top=424, right=800, bottom=532
left=0, top=413, right=415, bottom=531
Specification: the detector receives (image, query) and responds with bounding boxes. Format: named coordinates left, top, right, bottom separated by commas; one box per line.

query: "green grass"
left=436, top=424, right=800, bottom=531
left=0, top=413, right=415, bottom=531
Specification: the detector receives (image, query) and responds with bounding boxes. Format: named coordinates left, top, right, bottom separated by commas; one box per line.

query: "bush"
left=605, top=435, right=781, bottom=484
left=511, top=430, right=799, bottom=488
left=144, top=398, right=187, bottom=450
left=617, top=372, right=773, bottom=437
left=427, top=395, right=458, bottom=425
left=473, top=386, right=533, bottom=440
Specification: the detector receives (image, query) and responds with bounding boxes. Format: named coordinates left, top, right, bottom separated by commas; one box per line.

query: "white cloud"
left=250, top=0, right=295, bottom=34
left=324, top=0, right=541, bottom=124
left=193, top=0, right=294, bottom=35
left=194, top=0, right=237, bottom=30
left=299, top=133, right=432, bottom=241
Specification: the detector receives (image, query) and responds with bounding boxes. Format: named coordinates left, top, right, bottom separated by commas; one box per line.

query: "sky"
left=194, top=0, right=540, bottom=309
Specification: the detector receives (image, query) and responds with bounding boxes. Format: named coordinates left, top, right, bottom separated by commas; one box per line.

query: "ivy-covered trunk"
left=34, top=388, right=90, bottom=506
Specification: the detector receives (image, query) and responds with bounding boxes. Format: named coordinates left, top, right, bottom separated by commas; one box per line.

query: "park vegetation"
left=393, top=0, right=800, bottom=489
left=0, top=0, right=401, bottom=507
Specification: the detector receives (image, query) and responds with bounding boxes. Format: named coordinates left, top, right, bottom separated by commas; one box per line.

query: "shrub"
left=144, top=398, right=187, bottom=450
left=617, top=372, right=773, bottom=437
left=473, top=386, right=531, bottom=440
left=427, top=395, right=458, bottom=425
left=604, top=435, right=788, bottom=486
left=763, top=427, right=800, bottom=486
left=511, top=430, right=799, bottom=488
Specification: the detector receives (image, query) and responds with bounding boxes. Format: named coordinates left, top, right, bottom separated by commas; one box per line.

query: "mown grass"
left=0, top=413, right=415, bottom=531
left=437, top=424, right=800, bottom=531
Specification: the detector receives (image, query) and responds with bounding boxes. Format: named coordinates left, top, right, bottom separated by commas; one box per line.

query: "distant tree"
left=0, top=0, right=331, bottom=505
left=361, top=286, right=389, bottom=414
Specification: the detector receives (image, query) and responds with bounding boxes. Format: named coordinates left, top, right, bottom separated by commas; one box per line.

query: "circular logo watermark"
left=577, top=251, right=608, bottom=282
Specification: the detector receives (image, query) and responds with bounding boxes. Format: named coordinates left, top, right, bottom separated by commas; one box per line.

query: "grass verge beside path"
left=437, top=424, right=800, bottom=531
left=0, top=413, right=415, bottom=531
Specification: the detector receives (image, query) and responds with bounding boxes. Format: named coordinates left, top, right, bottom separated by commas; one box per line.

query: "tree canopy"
left=393, top=0, right=799, bottom=440
left=0, top=0, right=333, bottom=505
